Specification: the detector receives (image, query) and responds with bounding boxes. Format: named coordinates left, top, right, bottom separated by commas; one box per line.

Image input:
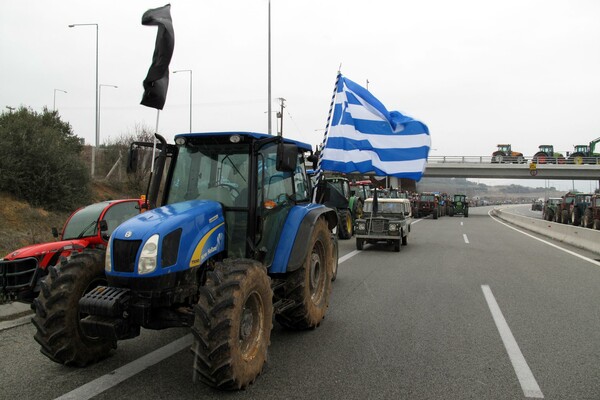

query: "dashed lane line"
left=463, top=234, right=469, bottom=244
left=481, top=285, right=544, bottom=398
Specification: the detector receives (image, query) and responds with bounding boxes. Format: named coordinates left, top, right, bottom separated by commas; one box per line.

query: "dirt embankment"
left=0, top=182, right=138, bottom=257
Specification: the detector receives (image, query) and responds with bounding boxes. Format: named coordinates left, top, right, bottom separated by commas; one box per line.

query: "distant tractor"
left=532, top=145, right=565, bottom=164
left=557, top=192, right=576, bottom=224
left=568, top=137, right=600, bottom=164
left=569, top=193, right=592, bottom=226
left=315, top=176, right=362, bottom=239
left=583, top=194, right=600, bottom=229
left=542, top=197, right=562, bottom=221
left=415, top=192, right=440, bottom=219
left=492, top=144, right=525, bottom=164
left=448, top=194, right=469, bottom=217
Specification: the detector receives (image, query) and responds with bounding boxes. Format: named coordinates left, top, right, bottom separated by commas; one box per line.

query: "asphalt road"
left=1, top=206, right=599, bottom=399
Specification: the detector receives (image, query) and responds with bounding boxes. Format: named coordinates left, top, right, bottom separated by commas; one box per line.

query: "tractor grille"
left=0, top=257, right=39, bottom=291
left=113, top=239, right=142, bottom=273
left=369, top=219, right=387, bottom=233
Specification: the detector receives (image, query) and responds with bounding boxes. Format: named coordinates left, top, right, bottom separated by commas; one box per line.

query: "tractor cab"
left=538, top=145, right=554, bottom=154
left=497, top=144, right=512, bottom=153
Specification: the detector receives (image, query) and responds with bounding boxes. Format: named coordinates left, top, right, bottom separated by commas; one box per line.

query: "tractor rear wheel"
left=338, top=209, right=353, bottom=240
left=331, top=233, right=339, bottom=282
left=572, top=208, right=582, bottom=226
left=192, top=259, right=273, bottom=390
left=594, top=219, right=600, bottom=230
left=32, top=249, right=114, bottom=367
left=275, top=218, right=332, bottom=330
left=433, top=209, right=438, bottom=220
left=583, top=209, right=593, bottom=228
left=561, top=210, right=569, bottom=224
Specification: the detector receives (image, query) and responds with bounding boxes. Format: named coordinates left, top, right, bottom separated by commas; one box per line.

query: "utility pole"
left=5, top=106, right=15, bottom=113
left=277, top=97, right=285, bottom=136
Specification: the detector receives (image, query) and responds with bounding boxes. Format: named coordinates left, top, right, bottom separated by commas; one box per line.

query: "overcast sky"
left=2, top=0, right=599, bottom=191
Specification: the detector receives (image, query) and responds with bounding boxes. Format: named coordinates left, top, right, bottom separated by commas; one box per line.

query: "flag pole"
left=312, top=69, right=341, bottom=203
left=150, top=109, right=160, bottom=173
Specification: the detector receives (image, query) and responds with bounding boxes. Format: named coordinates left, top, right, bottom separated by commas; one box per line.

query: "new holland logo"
left=124, top=231, right=133, bottom=238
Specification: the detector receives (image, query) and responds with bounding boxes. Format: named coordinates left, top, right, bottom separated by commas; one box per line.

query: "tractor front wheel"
left=32, top=249, right=115, bottom=367
left=338, top=209, right=353, bottom=240
left=275, top=218, right=332, bottom=330
left=192, top=259, right=273, bottom=390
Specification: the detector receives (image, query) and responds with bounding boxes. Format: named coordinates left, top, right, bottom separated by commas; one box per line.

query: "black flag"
left=372, top=188, right=379, bottom=215
left=140, top=4, right=174, bottom=110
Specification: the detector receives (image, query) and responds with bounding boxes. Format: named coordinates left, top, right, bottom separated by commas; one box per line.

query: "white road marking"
left=481, top=285, right=544, bottom=398
left=54, top=334, right=193, bottom=400
left=339, top=250, right=360, bottom=263
left=463, top=234, right=469, bottom=244
left=461, top=221, right=464, bottom=226
left=488, top=210, right=600, bottom=267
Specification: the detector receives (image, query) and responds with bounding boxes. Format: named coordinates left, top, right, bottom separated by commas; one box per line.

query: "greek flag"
left=320, top=75, right=430, bottom=181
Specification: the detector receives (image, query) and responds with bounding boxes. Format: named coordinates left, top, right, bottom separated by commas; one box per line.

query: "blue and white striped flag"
left=320, top=75, right=430, bottom=181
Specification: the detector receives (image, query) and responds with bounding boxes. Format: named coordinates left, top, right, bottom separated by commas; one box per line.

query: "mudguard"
left=269, top=204, right=337, bottom=274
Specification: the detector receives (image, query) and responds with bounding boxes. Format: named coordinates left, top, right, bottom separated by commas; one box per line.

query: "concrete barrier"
left=492, top=207, right=600, bottom=255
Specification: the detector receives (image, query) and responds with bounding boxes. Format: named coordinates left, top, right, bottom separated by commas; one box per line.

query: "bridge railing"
left=427, top=156, right=600, bottom=165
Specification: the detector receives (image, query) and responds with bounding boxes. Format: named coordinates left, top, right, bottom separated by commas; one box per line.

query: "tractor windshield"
left=167, top=144, right=249, bottom=207
left=62, top=202, right=108, bottom=240
left=420, top=195, right=435, bottom=202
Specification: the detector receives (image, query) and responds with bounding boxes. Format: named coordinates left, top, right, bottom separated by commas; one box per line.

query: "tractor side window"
left=291, top=153, right=310, bottom=202
left=103, top=202, right=140, bottom=237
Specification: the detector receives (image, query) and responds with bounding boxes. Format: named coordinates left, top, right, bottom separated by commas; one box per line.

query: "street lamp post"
left=98, top=85, right=118, bottom=157
left=173, top=69, right=193, bottom=133
left=69, top=23, right=98, bottom=177
left=53, top=89, right=67, bottom=111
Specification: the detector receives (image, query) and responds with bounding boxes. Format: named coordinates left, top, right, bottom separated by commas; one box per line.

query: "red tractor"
left=415, top=192, right=441, bottom=219
left=583, top=194, right=600, bottom=229
left=0, top=199, right=144, bottom=303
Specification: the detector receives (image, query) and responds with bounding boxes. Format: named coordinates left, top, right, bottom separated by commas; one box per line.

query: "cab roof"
left=174, top=131, right=312, bottom=152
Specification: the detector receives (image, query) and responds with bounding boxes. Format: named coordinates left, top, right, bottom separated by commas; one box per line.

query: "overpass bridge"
left=424, top=156, right=600, bottom=180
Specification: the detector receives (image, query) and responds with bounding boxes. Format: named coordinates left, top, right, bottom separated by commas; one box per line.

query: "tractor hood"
left=2, top=239, right=88, bottom=261
left=111, top=200, right=223, bottom=243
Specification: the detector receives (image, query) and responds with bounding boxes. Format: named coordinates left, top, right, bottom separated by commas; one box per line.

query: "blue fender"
left=269, top=204, right=337, bottom=274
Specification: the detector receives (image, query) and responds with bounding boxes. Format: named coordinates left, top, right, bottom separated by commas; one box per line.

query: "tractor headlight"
left=105, top=235, right=113, bottom=272
left=357, top=222, right=366, bottom=231
left=389, top=223, right=398, bottom=231
left=138, top=234, right=159, bottom=275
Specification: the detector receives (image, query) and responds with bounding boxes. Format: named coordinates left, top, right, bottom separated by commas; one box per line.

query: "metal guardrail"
left=427, top=156, right=600, bottom=165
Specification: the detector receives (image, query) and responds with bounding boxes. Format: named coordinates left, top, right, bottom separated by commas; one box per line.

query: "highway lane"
left=1, top=206, right=599, bottom=399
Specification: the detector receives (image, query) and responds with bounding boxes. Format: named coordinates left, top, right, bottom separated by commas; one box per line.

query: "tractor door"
left=256, top=142, right=309, bottom=268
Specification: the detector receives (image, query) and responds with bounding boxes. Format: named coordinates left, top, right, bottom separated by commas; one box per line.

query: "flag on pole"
left=319, top=75, right=430, bottom=181
left=140, top=4, right=174, bottom=110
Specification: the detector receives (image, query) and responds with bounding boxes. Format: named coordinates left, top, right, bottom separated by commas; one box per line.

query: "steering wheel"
left=217, top=182, right=240, bottom=199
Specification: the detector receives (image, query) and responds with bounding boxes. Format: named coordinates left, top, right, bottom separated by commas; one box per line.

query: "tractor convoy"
left=490, top=139, right=600, bottom=164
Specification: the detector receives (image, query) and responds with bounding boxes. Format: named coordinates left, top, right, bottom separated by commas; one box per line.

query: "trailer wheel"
left=192, top=259, right=273, bottom=390
left=32, top=249, right=114, bottom=367
left=275, top=218, right=332, bottom=330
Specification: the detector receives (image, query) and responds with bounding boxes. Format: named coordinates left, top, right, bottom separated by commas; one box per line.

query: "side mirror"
left=276, top=143, right=298, bottom=172
left=51, top=227, right=59, bottom=238
left=99, top=220, right=108, bottom=232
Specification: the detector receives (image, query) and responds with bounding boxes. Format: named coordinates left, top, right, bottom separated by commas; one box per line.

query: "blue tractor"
left=32, top=132, right=338, bottom=390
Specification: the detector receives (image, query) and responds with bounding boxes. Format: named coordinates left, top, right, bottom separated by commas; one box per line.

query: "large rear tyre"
left=594, top=219, right=600, bottom=230
left=338, top=209, right=353, bottom=240
left=275, top=218, right=332, bottom=330
left=32, top=249, right=114, bottom=367
left=192, top=259, right=273, bottom=390
left=572, top=208, right=582, bottom=226
left=583, top=209, right=593, bottom=228
left=561, top=210, right=569, bottom=224
left=331, top=233, right=339, bottom=282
